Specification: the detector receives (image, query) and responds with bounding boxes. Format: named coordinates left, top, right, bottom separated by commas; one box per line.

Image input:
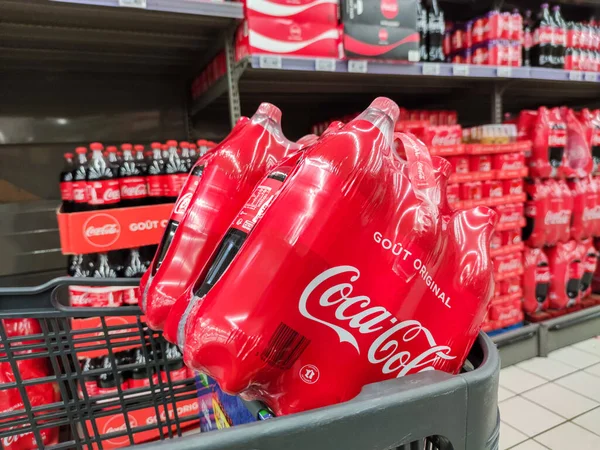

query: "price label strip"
left=118, top=0, right=146, bottom=8
left=452, top=64, right=470, bottom=76
left=584, top=72, right=597, bottom=82
left=315, top=58, right=336, bottom=72
left=496, top=66, right=512, bottom=78
left=258, top=55, right=283, bottom=70
left=422, top=63, right=441, bottom=76
left=569, top=71, right=584, bottom=81
left=348, top=60, right=368, bottom=74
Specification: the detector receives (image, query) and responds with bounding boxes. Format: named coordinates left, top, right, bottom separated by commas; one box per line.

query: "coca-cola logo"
left=2, top=431, right=32, bottom=447
left=380, top=0, right=398, bottom=19
left=121, top=183, right=147, bottom=198
left=497, top=259, right=521, bottom=273
left=83, top=214, right=121, bottom=247
left=545, top=210, right=570, bottom=225
left=378, top=28, right=388, bottom=42
left=299, top=266, right=456, bottom=379
left=499, top=212, right=522, bottom=223
left=431, top=134, right=460, bottom=147
left=103, top=188, right=120, bottom=202
left=174, top=192, right=193, bottom=216
left=535, top=269, right=551, bottom=283
left=500, top=162, right=523, bottom=171
left=583, top=206, right=600, bottom=221
left=104, top=414, right=138, bottom=446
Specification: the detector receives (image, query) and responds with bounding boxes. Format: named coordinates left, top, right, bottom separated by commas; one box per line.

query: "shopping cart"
left=0, top=277, right=500, bottom=450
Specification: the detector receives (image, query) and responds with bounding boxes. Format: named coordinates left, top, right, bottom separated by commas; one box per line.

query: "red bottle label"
left=123, top=288, right=140, bottom=305
left=164, top=174, right=183, bottom=197
left=147, top=175, right=165, bottom=197
left=79, top=380, right=99, bottom=398
left=69, top=286, right=90, bottom=307
left=120, top=177, right=148, bottom=200
left=171, top=172, right=203, bottom=222
left=72, top=181, right=88, bottom=204
left=87, top=179, right=120, bottom=205
left=129, top=377, right=151, bottom=389
left=60, top=181, right=73, bottom=201
left=231, top=177, right=284, bottom=233
left=534, top=25, right=553, bottom=45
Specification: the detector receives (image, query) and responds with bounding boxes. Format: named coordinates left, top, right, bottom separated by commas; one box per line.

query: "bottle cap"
left=75, top=147, right=87, bottom=154
left=121, top=143, right=132, bottom=151
left=197, top=139, right=206, bottom=146
left=134, top=144, right=144, bottom=151
left=64, top=152, right=73, bottom=158
left=151, top=142, right=162, bottom=150
left=161, top=144, right=168, bottom=151
left=256, top=103, right=282, bottom=123
left=369, top=97, right=400, bottom=123
left=166, top=140, right=178, bottom=147
left=106, top=146, right=117, bottom=152
left=90, top=142, right=104, bottom=151
left=179, top=141, right=190, bottom=148
left=190, top=143, right=197, bottom=149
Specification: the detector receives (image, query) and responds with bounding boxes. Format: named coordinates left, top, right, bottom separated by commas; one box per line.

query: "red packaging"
left=460, top=181, right=483, bottom=200
left=472, top=40, right=511, bottom=66
left=177, top=98, right=497, bottom=416
left=482, top=180, right=503, bottom=198
left=245, top=0, right=338, bottom=24
left=502, top=229, right=522, bottom=246
left=523, top=178, right=549, bottom=248
left=420, top=125, right=462, bottom=147
left=446, top=183, right=460, bottom=204
left=531, top=107, right=566, bottom=178
left=557, top=180, right=573, bottom=243
left=577, top=108, right=600, bottom=174
left=447, top=155, right=469, bottom=174
left=562, top=107, right=593, bottom=178
left=503, top=276, right=522, bottom=295
left=235, top=18, right=342, bottom=60
left=447, top=112, right=458, bottom=126
left=503, top=178, right=523, bottom=196
left=472, top=16, right=485, bottom=45
left=569, top=177, right=591, bottom=241
left=586, top=177, right=600, bottom=236
left=438, top=111, right=449, bottom=126
left=578, top=240, right=598, bottom=298
left=470, top=155, right=492, bottom=172
left=451, top=28, right=464, bottom=52
left=494, top=252, right=523, bottom=276
left=492, top=152, right=525, bottom=171
left=495, top=204, right=524, bottom=227
left=510, top=41, right=522, bottom=66
left=546, top=240, right=583, bottom=309
left=511, top=10, right=523, bottom=41
left=141, top=105, right=298, bottom=333
left=523, top=248, right=550, bottom=314
left=490, top=231, right=502, bottom=250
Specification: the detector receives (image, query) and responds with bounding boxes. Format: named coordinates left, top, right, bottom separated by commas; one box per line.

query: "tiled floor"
left=498, top=336, right=600, bottom=449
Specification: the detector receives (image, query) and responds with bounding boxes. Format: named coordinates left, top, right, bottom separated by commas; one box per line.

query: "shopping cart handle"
left=0, top=276, right=140, bottom=318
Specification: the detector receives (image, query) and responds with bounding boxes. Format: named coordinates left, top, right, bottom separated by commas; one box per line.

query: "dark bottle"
left=161, top=343, right=187, bottom=382
left=128, top=347, right=155, bottom=388
left=193, top=171, right=288, bottom=299
left=106, top=146, right=120, bottom=171
left=147, top=142, right=166, bottom=204
left=119, top=144, right=148, bottom=208
left=72, top=146, right=89, bottom=212
left=97, top=356, right=126, bottom=396
left=532, top=3, right=555, bottom=68
left=164, top=140, right=188, bottom=202
left=79, top=356, right=102, bottom=398
left=92, top=253, right=121, bottom=307
left=417, top=0, right=428, bottom=61
left=522, top=10, right=533, bottom=67
left=552, top=5, right=567, bottom=68
left=87, top=142, right=121, bottom=210
left=60, top=152, right=74, bottom=213
left=427, top=0, right=445, bottom=62
left=151, top=165, right=204, bottom=276
left=180, top=141, right=193, bottom=171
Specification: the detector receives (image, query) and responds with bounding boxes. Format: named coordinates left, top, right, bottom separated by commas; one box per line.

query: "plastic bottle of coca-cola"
left=79, top=356, right=102, bottom=398
left=532, top=3, right=554, bottom=68
left=189, top=143, right=198, bottom=164
left=60, top=152, right=74, bottom=213
left=72, top=147, right=89, bottom=212
left=552, top=5, right=567, bottom=68
left=147, top=142, right=166, bottom=204
left=119, top=144, right=148, bottom=208
left=522, top=10, right=533, bottom=67
left=427, top=0, right=445, bottom=62
left=164, top=140, right=188, bottom=202
left=92, top=253, right=121, bottom=306
left=97, top=356, right=126, bottom=396
left=87, top=142, right=121, bottom=210
left=122, top=248, right=148, bottom=306
left=179, top=142, right=192, bottom=171
left=417, top=0, right=428, bottom=61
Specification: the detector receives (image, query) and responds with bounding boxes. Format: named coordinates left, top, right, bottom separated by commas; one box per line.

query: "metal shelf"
left=0, top=0, right=243, bottom=75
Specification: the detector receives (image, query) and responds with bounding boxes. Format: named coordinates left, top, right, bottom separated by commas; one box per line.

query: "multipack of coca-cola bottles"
left=417, top=0, right=445, bottom=63
left=68, top=246, right=156, bottom=307
left=140, top=97, right=499, bottom=416
left=60, top=140, right=216, bottom=212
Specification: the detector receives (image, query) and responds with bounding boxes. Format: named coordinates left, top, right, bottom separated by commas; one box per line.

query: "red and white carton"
left=490, top=231, right=502, bottom=251
left=503, top=276, right=522, bottom=295
left=470, top=155, right=492, bottom=172
left=245, top=0, right=338, bottom=24
left=503, top=178, right=523, bottom=196
left=482, top=180, right=503, bottom=198
left=493, top=152, right=525, bottom=171
left=420, top=125, right=462, bottom=147
left=235, top=19, right=342, bottom=60
left=502, top=229, right=522, bottom=246
left=495, top=203, right=524, bottom=226
left=447, top=183, right=460, bottom=204
left=460, top=181, right=483, bottom=200
left=494, top=252, right=523, bottom=276
left=447, top=155, right=469, bottom=174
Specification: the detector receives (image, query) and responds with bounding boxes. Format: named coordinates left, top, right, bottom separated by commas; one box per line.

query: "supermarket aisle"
left=498, top=336, right=600, bottom=449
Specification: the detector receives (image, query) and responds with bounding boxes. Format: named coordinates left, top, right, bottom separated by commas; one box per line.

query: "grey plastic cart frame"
left=0, top=277, right=500, bottom=450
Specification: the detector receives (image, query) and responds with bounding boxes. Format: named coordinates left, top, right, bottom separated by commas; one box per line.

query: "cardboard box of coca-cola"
left=342, top=23, right=419, bottom=61
left=419, top=125, right=463, bottom=148
left=70, top=313, right=142, bottom=359
left=341, top=0, right=416, bottom=29
left=235, top=18, right=343, bottom=61
left=245, top=0, right=339, bottom=25
left=57, top=203, right=173, bottom=255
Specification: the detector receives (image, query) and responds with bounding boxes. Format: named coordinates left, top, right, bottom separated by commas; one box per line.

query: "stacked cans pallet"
left=512, top=106, right=600, bottom=323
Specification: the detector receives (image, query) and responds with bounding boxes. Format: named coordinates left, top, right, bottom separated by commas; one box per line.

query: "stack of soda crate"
left=423, top=124, right=529, bottom=333
left=515, top=106, right=600, bottom=323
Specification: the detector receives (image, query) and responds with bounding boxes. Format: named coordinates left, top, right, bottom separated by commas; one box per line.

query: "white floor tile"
left=585, top=363, right=600, bottom=378
left=499, top=396, right=565, bottom=437
left=499, top=386, right=517, bottom=402
left=500, top=421, right=528, bottom=450
left=517, top=357, right=579, bottom=381
left=573, top=406, right=600, bottom=436
left=573, top=337, right=600, bottom=357
left=555, top=371, right=600, bottom=402
left=511, top=440, right=549, bottom=450
left=535, top=422, right=600, bottom=450
left=500, top=366, right=547, bottom=394
left=548, top=346, right=600, bottom=369
left=522, top=383, right=599, bottom=419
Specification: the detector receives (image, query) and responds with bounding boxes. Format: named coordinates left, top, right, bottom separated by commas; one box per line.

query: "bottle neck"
left=122, top=150, right=134, bottom=161
left=92, top=150, right=103, bottom=160
left=153, top=149, right=162, bottom=158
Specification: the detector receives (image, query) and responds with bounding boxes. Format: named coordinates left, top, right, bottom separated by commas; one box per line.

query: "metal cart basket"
left=0, top=277, right=500, bottom=450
